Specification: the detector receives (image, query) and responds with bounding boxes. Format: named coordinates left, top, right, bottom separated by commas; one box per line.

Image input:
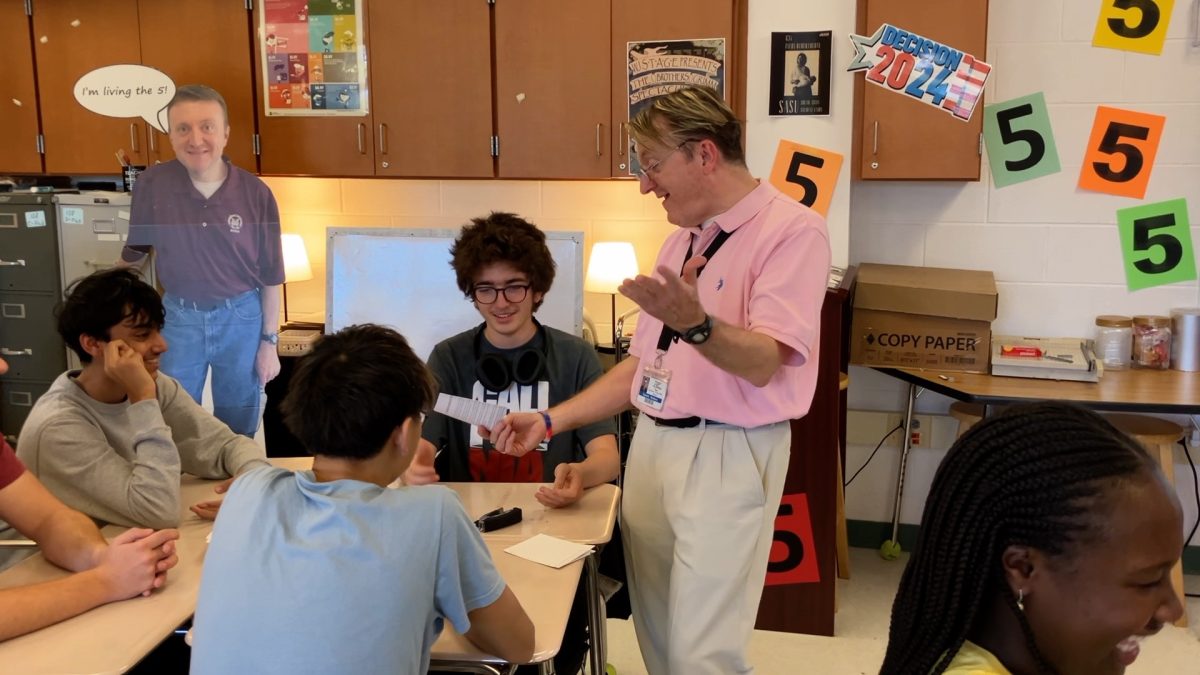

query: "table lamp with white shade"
left=280, top=233, right=313, bottom=326
left=585, top=241, right=639, bottom=360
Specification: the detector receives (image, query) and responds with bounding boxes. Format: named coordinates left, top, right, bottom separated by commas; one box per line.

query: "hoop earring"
left=1017, top=588, right=1025, bottom=612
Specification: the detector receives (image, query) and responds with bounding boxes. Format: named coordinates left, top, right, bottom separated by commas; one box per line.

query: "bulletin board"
left=326, top=228, right=584, bottom=361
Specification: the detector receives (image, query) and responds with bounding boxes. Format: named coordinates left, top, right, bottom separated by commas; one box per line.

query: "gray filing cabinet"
left=56, top=193, right=153, bottom=371
left=0, top=193, right=66, bottom=440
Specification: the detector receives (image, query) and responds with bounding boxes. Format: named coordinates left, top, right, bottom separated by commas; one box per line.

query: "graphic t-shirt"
left=422, top=325, right=615, bottom=483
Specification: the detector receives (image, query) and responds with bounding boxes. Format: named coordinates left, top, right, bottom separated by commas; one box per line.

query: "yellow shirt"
left=942, top=640, right=1014, bottom=675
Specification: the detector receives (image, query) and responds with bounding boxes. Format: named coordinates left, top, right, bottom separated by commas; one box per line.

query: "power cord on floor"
left=1179, top=438, right=1200, bottom=598
left=845, top=422, right=903, bottom=489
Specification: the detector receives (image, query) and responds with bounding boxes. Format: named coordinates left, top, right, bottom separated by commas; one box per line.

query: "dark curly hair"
left=881, top=402, right=1161, bottom=675
left=450, top=212, right=556, bottom=311
left=56, top=268, right=164, bottom=364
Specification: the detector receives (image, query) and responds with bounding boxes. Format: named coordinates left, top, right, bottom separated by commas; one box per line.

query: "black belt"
left=643, top=413, right=727, bottom=428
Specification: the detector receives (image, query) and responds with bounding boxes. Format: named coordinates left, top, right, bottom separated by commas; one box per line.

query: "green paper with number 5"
left=1117, top=198, right=1195, bottom=291
left=983, top=92, right=1061, bottom=188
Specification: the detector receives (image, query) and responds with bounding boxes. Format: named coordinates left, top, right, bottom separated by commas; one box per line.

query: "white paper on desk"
left=505, top=534, right=594, bottom=569
left=434, top=393, right=509, bottom=430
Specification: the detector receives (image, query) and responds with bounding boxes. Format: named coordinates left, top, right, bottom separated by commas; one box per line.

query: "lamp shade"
left=281, top=234, right=313, bottom=283
left=585, top=242, right=638, bottom=294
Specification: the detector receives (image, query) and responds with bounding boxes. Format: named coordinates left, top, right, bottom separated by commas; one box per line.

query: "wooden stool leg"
left=1156, top=442, right=1189, bottom=627
left=835, top=451, right=851, bottom=581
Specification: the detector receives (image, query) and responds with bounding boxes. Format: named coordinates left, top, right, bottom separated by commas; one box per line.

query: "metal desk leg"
left=585, top=553, right=607, bottom=675
left=881, top=382, right=918, bottom=560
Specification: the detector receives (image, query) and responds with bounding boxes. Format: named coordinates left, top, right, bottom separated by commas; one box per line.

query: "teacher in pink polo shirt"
left=490, top=85, right=831, bottom=675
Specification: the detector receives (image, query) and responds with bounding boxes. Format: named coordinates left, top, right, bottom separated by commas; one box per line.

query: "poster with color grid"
left=261, top=0, right=368, bottom=116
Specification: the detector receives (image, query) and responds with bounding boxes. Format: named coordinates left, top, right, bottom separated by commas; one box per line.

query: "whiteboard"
left=326, top=228, right=584, bottom=361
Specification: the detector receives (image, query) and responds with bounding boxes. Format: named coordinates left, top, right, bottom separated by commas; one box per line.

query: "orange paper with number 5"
left=1077, top=106, right=1165, bottom=199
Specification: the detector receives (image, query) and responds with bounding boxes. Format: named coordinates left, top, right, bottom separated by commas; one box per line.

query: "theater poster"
left=769, top=31, right=832, bottom=116
left=626, top=38, right=725, bottom=176
left=260, top=0, right=369, bottom=116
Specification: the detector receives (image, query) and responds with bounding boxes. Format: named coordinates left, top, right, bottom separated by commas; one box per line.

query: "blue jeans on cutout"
left=160, top=290, right=263, bottom=437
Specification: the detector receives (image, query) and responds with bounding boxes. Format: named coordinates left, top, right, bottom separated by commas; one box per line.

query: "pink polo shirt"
left=627, top=181, right=831, bottom=427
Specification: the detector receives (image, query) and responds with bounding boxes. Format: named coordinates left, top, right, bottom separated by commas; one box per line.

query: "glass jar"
left=1094, top=315, right=1133, bottom=370
left=1132, top=315, right=1172, bottom=370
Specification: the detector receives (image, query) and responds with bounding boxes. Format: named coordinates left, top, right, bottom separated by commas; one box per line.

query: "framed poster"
left=626, top=38, right=725, bottom=175
left=769, top=31, right=832, bottom=116
left=260, top=0, right=369, bottom=116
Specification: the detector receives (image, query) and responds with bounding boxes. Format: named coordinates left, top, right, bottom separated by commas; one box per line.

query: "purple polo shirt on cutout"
left=128, top=159, right=284, bottom=304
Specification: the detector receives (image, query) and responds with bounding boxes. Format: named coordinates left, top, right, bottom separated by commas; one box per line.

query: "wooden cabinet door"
left=611, top=0, right=735, bottom=177
left=138, top=0, right=257, bottom=171
left=370, top=0, right=492, bottom=178
left=33, top=0, right=147, bottom=173
left=495, top=0, right=610, bottom=178
left=0, top=0, right=42, bottom=173
left=253, top=1, right=374, bottom=176
left=856, top=0, right=988, bottom=180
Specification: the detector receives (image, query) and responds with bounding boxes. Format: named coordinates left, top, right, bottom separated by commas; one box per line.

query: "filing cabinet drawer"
left=0, top=293, right=67, bottom=379
left=0, top=378, right=51, bottom=439
left=0, top=201, right=61, bottom=293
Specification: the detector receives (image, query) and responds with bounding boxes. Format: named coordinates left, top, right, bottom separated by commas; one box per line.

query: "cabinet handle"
left=356, top=123, right=365, bottom=154
left=0, top=259, right=26, bottom=267
left=129, top=123, right=140, bottom=153
left=0, top=348, right=32, bottom=356
left=378, top=123, right=388, bottom=155
left=149, top=129, right=157, bottom=154
left=619, top=122, right=627, bottom=157
left=872, top=121, right=879, bottom=156
left=595, top=123, right=603, bottom=157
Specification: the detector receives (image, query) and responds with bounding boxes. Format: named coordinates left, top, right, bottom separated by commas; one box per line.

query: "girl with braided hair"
left=881, top=402, right=1183, bottom=675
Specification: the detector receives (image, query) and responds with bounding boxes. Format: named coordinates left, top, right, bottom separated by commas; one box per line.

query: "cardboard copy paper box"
left=850, top=264, right=998, bottom=373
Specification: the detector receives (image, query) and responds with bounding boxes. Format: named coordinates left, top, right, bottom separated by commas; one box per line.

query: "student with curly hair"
left=882, top=402, right=1183, bottom=675
left=407, top=212, right=618, bottom=506
left=405, top=212, right=618, bottom=674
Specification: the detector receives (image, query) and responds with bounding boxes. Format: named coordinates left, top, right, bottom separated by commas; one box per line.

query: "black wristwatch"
left=681, top=315, right=713, bottom=345
left=260, top=331, right=279, bottom=345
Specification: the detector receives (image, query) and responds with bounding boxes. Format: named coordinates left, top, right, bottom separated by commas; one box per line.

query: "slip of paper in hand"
left=434, top=393, right=509, bottom=430
left=504, top=534, right=594, bottom=569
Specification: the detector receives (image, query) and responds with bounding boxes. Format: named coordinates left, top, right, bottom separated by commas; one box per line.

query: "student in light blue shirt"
left=190, top=324, right=534, bottom=674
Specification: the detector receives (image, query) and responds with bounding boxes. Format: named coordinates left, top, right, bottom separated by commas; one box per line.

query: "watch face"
left=684, top=316, right=712, bottom=344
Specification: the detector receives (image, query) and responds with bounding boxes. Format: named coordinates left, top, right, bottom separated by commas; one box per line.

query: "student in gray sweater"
left=14, top=268, right=268, bottom=529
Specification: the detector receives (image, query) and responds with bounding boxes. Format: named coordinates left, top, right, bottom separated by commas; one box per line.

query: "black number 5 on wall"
left=982, top=92, right=1061, bottom=188
left=1116, top=198, right=1195, bottom=291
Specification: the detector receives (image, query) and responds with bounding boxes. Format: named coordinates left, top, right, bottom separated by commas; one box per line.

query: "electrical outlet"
left=886, top=413, right=934, bottom=448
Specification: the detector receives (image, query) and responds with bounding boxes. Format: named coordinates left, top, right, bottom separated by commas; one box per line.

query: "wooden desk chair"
left=1105, top=413, right=1188, bottom=627
left=948, top=402, right=986, bottom=440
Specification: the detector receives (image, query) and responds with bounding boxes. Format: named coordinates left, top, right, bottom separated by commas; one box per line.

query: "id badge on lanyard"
left=636, top=350, right=671, bottom=410
left=640, top=225, right=732, bottom=411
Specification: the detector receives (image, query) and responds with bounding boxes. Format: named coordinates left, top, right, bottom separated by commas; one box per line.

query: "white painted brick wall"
left=847, top=1, right=1200, bottom=539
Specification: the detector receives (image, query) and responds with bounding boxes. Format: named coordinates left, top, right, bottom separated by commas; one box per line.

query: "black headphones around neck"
left=472, top=320, right=550, bottom=393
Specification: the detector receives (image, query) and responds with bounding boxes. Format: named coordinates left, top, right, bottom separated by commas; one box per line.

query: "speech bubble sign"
left=74, top=65, right=176, bottom=133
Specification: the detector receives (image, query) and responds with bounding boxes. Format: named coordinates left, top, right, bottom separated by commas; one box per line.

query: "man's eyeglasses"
left=634, top=141, right=691, bottom=179
left=472, top=284, right=530, bottom=304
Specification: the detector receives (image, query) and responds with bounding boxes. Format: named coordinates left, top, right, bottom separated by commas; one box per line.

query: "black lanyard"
left=655, top=227, right=734, bottom=352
